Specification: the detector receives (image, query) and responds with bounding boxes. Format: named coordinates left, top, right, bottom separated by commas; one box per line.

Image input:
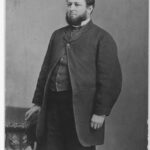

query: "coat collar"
left=63, top=20, right=94, bottom=43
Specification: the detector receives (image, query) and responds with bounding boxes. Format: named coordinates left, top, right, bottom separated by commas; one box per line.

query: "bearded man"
left=25, top=0, right=122, bottom=150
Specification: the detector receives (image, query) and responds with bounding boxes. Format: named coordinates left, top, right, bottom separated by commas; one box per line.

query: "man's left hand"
left=90, top=114, right=106, bottom=130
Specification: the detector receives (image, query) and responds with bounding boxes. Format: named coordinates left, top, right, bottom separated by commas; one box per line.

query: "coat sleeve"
left=32, top=31, right=56, bottom=106
left=94, top=32, right=122, bottom=116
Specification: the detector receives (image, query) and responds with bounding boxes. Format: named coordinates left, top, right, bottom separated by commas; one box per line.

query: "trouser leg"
left=46, top=99, right=65, bottom=150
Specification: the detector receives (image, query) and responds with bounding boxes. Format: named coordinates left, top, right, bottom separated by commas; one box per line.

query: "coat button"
left=66, top=43, right=70, bottom=48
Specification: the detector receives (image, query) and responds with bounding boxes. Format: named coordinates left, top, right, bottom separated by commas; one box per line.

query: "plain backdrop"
left=6, top=0, right=148, bottom=149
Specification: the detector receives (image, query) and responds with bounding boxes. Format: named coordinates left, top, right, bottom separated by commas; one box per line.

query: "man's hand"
left=25, top=104, right=41, bottom=121
left=90, top=114, right=106, bottom=130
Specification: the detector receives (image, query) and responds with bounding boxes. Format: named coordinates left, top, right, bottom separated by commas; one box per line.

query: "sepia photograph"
left=5, top=0, right=148, bottom=150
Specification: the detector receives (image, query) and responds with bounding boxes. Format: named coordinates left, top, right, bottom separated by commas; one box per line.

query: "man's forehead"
left=66, top=0, right=86, bottom=4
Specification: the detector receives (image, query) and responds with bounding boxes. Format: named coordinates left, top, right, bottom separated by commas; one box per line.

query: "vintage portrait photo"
left=5, top=0, right=148, bottom=150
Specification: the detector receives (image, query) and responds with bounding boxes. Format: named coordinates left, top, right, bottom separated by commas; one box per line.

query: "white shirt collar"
left=81, top=18, right=91, bottom=26
left=72, top=18, right=91, bottom=28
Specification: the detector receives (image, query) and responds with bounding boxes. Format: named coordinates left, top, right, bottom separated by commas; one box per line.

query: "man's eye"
left=75, top=3, right=81, bottom=7
left=66, top=2, right=81, bottom=7
left=67, top=3, right=72, bottom=7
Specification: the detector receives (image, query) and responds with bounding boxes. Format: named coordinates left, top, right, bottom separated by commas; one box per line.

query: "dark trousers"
left=37, top=91, right=95, bottom=150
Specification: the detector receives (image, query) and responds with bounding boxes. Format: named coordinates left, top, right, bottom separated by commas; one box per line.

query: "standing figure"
left=25, top=0, right=122, bottom=149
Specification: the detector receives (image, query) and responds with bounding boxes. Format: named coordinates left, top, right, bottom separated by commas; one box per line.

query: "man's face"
left=66, top=0, right=89, bottom=26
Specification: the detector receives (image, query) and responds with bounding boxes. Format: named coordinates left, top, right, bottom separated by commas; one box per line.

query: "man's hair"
left=85, top=0, right=95, bottom=7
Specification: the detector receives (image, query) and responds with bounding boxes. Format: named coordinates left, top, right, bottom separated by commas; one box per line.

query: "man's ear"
left=87, top=5, right=94, bottom=14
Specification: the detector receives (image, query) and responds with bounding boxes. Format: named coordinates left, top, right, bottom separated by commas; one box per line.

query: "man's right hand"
left=25, top=104, right=41, bottom=121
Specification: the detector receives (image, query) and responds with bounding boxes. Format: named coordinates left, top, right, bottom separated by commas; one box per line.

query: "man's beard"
left=66, top=11, right=87, bottom=26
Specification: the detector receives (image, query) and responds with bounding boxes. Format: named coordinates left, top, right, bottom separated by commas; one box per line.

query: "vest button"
left=60, top=57, right=64, bottom=61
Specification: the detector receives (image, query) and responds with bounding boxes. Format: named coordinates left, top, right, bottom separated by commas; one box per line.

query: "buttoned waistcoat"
left=32, top=21, right=122, bottom=146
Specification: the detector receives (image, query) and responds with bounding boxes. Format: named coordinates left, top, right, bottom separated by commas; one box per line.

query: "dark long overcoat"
left=32, top=21, right=122, bottom=146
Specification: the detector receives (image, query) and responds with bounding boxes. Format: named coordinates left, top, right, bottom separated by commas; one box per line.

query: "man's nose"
left=70, top=4, right=76, bottom=11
